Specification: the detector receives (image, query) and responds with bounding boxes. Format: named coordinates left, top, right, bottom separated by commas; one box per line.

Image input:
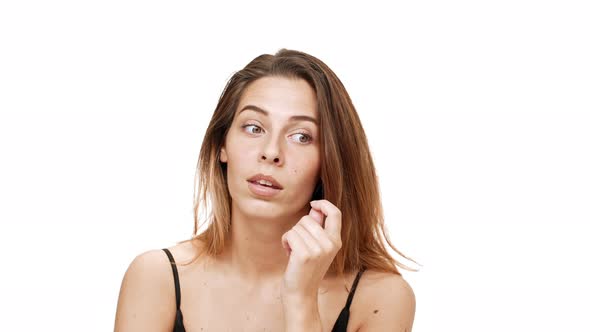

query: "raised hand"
left=280, top=199, right=343, bottom=298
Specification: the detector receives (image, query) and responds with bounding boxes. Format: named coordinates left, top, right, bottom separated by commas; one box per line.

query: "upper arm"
left=114, top=249, right=176, bottom=332
left=358, top=274, right=416, bottom=332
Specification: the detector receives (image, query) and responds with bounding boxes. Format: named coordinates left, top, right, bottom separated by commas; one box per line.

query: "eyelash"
left=241, top=123, right=313, bottom=144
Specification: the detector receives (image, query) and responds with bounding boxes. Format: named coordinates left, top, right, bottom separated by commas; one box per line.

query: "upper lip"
left=247, top=174, right=283, bottom=189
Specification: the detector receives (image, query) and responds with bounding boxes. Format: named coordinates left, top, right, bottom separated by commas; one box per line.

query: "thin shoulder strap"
left=162, top=248, right=181, bottom=310
left=330, top=267, right=366, bottom=332
left=344, top=267, right=365, bottom=309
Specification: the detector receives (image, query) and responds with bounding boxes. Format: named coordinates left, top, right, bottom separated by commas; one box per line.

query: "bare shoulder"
left=355, top=269, right=416, bottom=332
left=114, top=246, right=182, bottom=332
left=165, top=238, right=206, bottom=265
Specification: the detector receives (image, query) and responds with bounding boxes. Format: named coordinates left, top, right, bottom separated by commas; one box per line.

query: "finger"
left=309, top=200, right=342, bottom=240
left=292, top=223, right=322, bottom=256
left=308, top=205, right=325, bottom=227
left=298, top=216, right=334, bottom=250
left=281, top=232, right=292, bottom=255
left=283, top=227, right=312, bottom=257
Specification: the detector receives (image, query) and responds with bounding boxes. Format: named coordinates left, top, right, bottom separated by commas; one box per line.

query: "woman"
left=114, top=49, right=417, bottom=332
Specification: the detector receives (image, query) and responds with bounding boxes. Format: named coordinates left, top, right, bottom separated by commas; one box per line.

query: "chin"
left=238, top=197, right=285, bottom=218
left=248, top=209, right=286, bottom=221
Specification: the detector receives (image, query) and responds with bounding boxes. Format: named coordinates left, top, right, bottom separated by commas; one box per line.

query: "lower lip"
left=247, top=181, right=282, bottom=197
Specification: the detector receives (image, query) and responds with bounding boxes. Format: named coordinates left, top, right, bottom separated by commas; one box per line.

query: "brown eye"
left=292, top=133, right=312, bottom=144
left=242, top=124, right=263, bottom=134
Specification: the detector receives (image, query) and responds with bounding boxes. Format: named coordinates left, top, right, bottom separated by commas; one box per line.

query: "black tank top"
left=162, top=248, right=364, bottom=332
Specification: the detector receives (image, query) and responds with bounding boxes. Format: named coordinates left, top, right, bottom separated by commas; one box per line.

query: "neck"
left=219, top=201, right=307, bottom=282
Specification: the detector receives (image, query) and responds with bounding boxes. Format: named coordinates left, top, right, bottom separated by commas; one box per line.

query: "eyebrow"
left=238, top=105, right=318, bottom=126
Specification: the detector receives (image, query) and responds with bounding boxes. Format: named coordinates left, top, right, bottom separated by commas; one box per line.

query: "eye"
left=291, top=132, right=313, bottom=144
left=242, top=124, right=263, bottom=134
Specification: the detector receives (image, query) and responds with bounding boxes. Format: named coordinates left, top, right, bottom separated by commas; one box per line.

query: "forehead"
left=237, top=76, right=318, bottom=118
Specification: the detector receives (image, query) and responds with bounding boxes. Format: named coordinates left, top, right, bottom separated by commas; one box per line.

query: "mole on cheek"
left=373, top=309, right=379, bottom=314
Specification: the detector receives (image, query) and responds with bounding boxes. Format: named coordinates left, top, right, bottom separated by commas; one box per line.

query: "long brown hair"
left=178, top=49, right=418, bottom=276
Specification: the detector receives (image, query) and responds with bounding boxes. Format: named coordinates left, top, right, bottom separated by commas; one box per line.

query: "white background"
left=1, top=1, right=589, bottom=331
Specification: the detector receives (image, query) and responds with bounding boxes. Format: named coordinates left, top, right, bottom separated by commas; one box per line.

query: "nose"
left=260, top=135, right=283, bottom=166
left=261, top=155, right=280, bottom=164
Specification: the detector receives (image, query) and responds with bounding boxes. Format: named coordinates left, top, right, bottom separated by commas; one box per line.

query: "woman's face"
left=220, top=76, right=321, bottom=220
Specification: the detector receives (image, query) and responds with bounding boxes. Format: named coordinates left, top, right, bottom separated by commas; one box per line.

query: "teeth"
left=256, top=179, right=274, bottom=187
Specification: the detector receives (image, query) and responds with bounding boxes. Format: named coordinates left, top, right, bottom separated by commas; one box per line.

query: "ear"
left=220, top=146, right=228, bottom=163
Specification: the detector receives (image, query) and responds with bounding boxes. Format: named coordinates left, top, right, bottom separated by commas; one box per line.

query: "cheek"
left=290, top=154, right=320, bottom=183
left=225, top=134, right=257, bottom=163
left=228, top=147, right=252, bottom=162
